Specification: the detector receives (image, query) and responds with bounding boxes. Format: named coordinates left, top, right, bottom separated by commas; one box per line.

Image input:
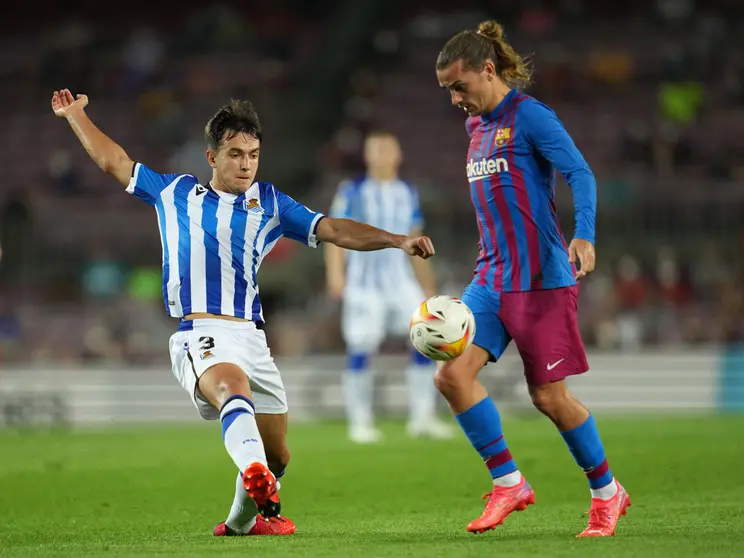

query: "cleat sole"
left=242, top=463, right=280, bottom=517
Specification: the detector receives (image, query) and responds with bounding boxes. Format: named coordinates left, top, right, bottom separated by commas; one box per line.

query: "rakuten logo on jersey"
left=466, top=157, right=509, bottom=182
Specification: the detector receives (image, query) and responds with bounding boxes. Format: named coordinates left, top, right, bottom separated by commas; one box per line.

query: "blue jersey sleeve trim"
left=126, top=162, right=193, bottom=207
left=520, top=100, right=597, bottom=244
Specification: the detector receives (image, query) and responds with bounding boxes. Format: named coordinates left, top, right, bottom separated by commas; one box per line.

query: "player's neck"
left=367, top=169, right=398, bottom=182
left=210, top=178, right=227, bottom=193
left=210, top=178, right=240, bottom=196
left=483, top=81, right=514, bottom=114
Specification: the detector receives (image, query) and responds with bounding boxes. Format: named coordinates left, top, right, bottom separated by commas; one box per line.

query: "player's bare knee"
left=528, top=382, right=568, bottom=418
left=435, top=344, right=486, bottom=397
left=199, top=363, right=252, bottom=408
left=434, top=361, right=468, bottom=399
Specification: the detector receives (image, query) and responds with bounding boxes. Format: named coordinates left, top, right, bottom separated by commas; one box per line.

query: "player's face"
left=207, top=132, right=260, bottom=194
left=364, top=135, right=402, bottom=171
left=437, top=58, right=495, bottom=116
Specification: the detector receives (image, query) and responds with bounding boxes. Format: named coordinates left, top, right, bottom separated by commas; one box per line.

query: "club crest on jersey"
left=243, top=198, right=264, bottom=214
left=495, top=127, right=511, bottom=146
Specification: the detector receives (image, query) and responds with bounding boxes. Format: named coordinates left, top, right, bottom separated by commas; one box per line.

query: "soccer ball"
left=409, top=295, right=476, bottom=361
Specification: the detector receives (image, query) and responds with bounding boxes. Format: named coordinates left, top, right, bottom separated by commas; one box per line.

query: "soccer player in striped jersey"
left=51, top=90, right=435, bottom=536
left=325, top=131, right=453, bottom=444
left=434, top=21, right=630, bottom=537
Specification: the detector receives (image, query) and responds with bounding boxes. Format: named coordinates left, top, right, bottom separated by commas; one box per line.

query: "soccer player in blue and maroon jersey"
left=434, top=20, right=631, bottom=537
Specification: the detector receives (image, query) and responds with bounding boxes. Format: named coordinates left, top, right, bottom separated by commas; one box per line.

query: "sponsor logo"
left=466, top=157, right=509, bottom=182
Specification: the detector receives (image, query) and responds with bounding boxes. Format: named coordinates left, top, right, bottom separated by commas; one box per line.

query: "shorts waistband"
left=178, top=319, right=264, bottom=332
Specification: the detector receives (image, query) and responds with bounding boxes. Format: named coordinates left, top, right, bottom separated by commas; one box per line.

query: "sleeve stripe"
left=125, top=162, right=142, bottom=194
left=307, top=213, right=325, bottom=247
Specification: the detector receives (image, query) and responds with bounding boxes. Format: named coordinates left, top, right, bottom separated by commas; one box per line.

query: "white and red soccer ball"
left=409, top=295, right=475, bottom=361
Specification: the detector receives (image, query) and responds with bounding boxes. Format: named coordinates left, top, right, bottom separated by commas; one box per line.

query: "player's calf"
left=529, top=382, right=619, bottom=496
left=435, top=345, right=533, bottom=531
left=198, top=363, right=283, bottom=519
left=529, top=381, right=629, bottom=534
left=256, top=412, right=291, bottom=483
left=343, top=352, right=382, bottom=442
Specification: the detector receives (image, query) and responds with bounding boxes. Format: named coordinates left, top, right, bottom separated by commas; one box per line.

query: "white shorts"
left=169, top=319, right=288, bottom=420
left=342, top=282, right=425, bottom=353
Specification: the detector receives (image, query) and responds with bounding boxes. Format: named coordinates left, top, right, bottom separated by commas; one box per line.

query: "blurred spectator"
left=612, top=256, right=647, bottom=350
left=119, top=28, right=165, bottom=95
left=48, top=150, right=80, bottom=197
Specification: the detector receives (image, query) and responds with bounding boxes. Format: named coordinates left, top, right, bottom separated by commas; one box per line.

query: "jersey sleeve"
left=125, top=162, right=183, bottom=206
left=329, top=180, right=355, bottom=219
left=275, top=188, right=325, bottom=247
left=520, top=101, right=597, bottom=244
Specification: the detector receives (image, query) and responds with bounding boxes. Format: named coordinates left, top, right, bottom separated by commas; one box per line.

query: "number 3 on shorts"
left=198, top=336, right=215, bottom=361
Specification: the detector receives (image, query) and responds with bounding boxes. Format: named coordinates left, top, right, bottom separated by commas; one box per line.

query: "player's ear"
left=483, top=59, right=497, bottom=79
left=205, top=149, right=217, bottom=168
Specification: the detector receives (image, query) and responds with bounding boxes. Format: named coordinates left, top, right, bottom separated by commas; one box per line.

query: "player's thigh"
left=434, top=283, right=510, bottom=389
left=255, top=412, right=290, bottom=473
left=341, top=288, right=386, bottom=353
left=168, top=326, right=246, bottom=420
left=239, top=327, right=289, bottom=416
left=389, top=281, right=425, bottom=337
left=461, top=281, right=511, bottom=363
left=502, top=285, right=589, bottom=385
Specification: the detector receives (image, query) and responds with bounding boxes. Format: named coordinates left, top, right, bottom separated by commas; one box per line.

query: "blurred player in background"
left=52, top=90, right=435, bottom=536
left=325, top=131, right=453, bottom=443
left=434, top=21, right=630, bottom=537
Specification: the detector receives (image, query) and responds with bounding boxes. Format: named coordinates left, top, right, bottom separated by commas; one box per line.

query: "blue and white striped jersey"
left=127, top=162, right=324, bottom=322
left=330, top=177, right=423, bottom=290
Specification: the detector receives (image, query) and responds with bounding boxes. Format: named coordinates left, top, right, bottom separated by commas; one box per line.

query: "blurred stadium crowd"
left=0, top=0, right=743, bottom=365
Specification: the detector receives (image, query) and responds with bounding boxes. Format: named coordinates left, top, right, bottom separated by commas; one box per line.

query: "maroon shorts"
left=461, top=283, right=589, bottom=385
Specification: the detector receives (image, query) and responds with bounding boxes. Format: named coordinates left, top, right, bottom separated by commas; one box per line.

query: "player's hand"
left=569, top=238, right=595, bottom=281
left=51, top=89, right=88, bottom=118
left=401, top=236, right=435, bottom=259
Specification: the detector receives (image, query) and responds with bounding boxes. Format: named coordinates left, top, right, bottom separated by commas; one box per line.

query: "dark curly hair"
left=204, top=99, right=263, bottom=150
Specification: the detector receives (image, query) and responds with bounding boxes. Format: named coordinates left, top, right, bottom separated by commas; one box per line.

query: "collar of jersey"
left=480, top=88, right=519, bottom=122
left=206, top=181, right=250, bottom=201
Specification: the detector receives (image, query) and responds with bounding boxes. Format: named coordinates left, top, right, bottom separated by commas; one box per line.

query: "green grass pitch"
left=1, top=414, right=743, bottom=557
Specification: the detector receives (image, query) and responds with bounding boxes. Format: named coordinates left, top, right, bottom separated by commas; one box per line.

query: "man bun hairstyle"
left=436, top=19, right=532, bottom=89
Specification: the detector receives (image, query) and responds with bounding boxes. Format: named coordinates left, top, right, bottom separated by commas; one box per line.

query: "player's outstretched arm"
left=316, top=218, right=435, bottom=259
left=51, top=89, right=134, bottom=187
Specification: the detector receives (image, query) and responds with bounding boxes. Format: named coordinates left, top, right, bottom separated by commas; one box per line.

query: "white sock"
left=591, top=478, right=619, bottom=500
left=406, top=363, right=437, bottom=427
left=493, top=470, right=523, bottom=488
left=343, top=370, right=374, bottom=430
left=220, top=395, right=267, bottom=471
left=225, top=472, right=258, bottom=534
